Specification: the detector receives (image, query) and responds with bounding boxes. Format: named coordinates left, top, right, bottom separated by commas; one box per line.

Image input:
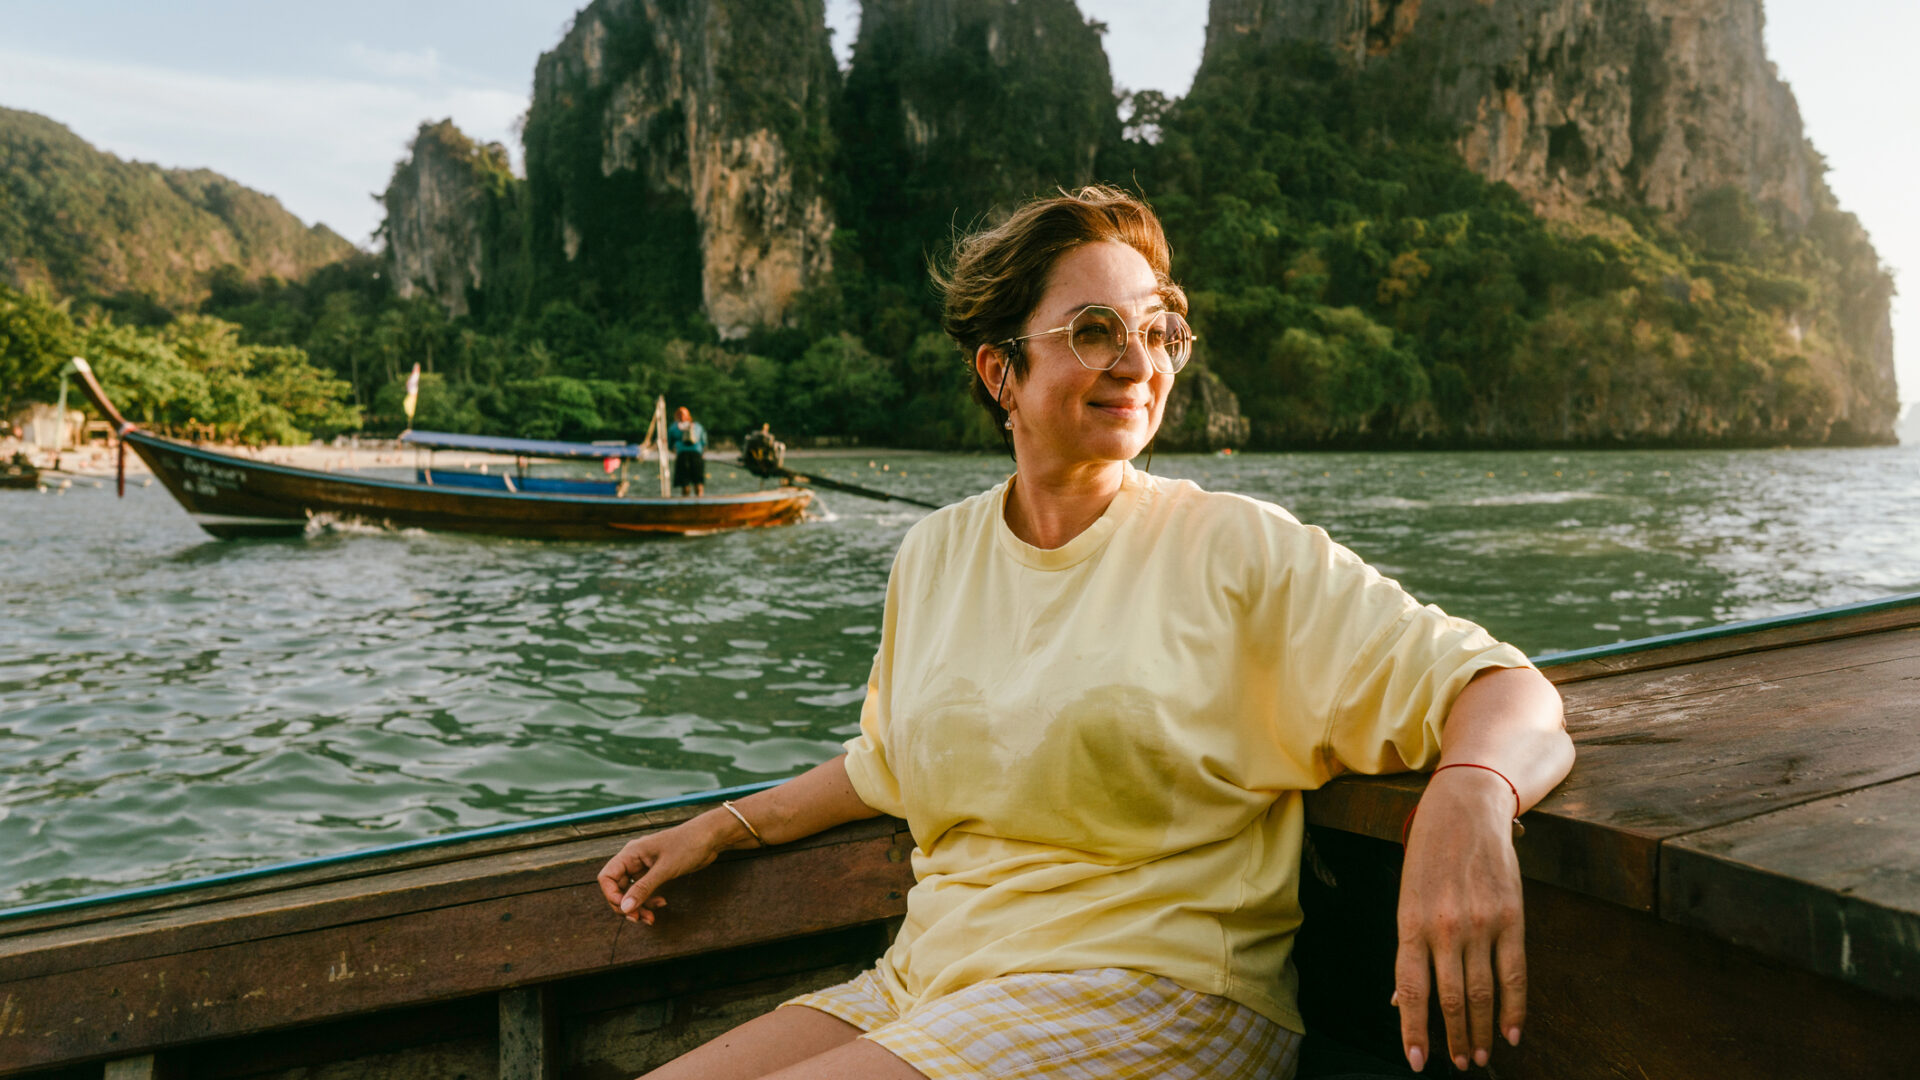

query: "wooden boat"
left=65, top=358, right=812, bottom=540
left=3, top=593, right=1917, bottom=1079
left=0, top=452, right=40, bottom=490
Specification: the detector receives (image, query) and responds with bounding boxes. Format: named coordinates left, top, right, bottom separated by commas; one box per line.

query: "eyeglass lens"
left=1069, top=306, right=1191, bottom=373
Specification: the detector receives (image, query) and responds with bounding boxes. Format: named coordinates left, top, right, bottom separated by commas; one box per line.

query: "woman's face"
left=992, top=241, right=1173, bottom=471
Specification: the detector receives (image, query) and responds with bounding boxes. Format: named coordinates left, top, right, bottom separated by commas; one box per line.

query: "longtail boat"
left=65, top=357, right=813, bottom=540
left=0, top=452, right=40, bottom=490
left=4, top=593, right=1918, bottom=1079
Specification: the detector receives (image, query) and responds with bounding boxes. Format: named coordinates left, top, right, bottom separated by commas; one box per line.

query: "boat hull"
left=3, top=597, right=1919, bottom=1077
left=127, top=432, right=812, bottom=540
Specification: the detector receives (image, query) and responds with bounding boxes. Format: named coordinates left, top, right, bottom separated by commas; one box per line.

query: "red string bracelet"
left=1400, top=763, right=1525, bottom=846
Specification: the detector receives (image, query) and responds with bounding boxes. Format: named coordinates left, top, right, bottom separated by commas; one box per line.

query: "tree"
left=0, top=284, right=77, bottom=417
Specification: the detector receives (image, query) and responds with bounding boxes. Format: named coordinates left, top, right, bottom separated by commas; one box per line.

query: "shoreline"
left=5, top=435, right=1908, bottom=482
left=0, top=437, right=949, bottom=480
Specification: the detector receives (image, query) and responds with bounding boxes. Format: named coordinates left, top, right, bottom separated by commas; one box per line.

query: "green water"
left=3, top=446, right=1917, bottom=907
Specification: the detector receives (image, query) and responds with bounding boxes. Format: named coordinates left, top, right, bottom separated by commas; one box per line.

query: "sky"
left=0, top=1, right=1910, bottom=399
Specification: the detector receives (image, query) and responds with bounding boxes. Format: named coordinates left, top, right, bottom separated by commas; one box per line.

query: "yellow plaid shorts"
left=781, top=966, right=1302, bottom=1080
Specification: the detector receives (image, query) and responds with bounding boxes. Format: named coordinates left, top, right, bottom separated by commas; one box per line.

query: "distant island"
left=2, top=0, right=1899, bottom=451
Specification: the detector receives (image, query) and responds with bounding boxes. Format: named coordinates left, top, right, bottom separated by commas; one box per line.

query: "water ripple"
left=3, top=446, right=1917, bottom=906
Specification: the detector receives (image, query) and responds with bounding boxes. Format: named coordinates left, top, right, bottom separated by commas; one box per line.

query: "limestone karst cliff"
left=352, top=0, right=1894, bottom=448
left=522, top=0, right=839, bottom=338
left=1204, top=0, right=1822, bottom=224
left=837, top=0, right=1120, bottom=280
left=379, top=121, right=522, bottom=320
left=1193, top=0, right=1897, bottom=445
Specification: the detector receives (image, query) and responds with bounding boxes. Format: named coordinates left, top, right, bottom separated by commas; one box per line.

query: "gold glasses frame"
left=1001, top=304, right=1197, bottom=376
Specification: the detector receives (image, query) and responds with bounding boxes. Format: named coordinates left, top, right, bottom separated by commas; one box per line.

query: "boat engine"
left=740, top=425, right=787, bottom=479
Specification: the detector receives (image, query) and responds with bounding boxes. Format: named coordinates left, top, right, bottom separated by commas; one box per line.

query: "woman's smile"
left=1088, top=395, right=1150, bottom=421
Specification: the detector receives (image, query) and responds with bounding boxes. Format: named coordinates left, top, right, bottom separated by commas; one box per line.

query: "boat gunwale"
left=1532, top=590, right=1920, bottom=668
left=129, top=430, right=809, bottom=508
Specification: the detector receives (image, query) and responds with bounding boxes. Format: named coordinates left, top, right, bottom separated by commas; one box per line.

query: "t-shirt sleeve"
left=1265, top=514, right=1533, bottom=781
left=840, top=545, right=908, bottom=818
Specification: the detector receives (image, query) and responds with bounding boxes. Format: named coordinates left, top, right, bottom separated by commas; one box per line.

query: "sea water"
left=3, top=445, right=1917, bottom=907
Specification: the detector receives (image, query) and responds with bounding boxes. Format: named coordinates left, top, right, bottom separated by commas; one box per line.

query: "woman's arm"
left=596, top=753, right=882, bottom=925
left=1394, top=665, right=1573, bottom=1073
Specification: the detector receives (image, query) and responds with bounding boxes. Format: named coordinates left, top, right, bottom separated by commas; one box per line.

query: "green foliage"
left=1109, top=37, right=1888, bottom=446
left=19, top=15, right=1887, bottom=450
left=835, top=0, right=1119, bottom=289
left=0, top=283, right=77, bottom=416
left=779, top=334, right=902, bottom=442
left=892, top=333, right=1002, bottom=450
left=80, top=314, right=359, bottom=443
left=0, top=107, right=353, bottom=311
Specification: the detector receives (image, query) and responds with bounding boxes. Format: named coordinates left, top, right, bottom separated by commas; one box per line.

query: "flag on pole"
left=402, top=363, right=421, bottom=430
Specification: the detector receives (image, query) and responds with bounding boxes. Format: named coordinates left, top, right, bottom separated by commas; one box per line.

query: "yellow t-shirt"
left=842, top=463, right=1531, bottom=1033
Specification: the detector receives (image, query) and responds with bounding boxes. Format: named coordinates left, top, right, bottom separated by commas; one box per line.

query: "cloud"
left=345, top=42, right=445, bottom=81
left=0, top=47, right=525, bottom=247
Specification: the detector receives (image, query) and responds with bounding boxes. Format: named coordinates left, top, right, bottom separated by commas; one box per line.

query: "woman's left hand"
left=1393, top=767, right=1528, bottom=1073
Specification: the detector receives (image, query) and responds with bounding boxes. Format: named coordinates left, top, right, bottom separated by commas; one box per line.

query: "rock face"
left=525, top=0, right=838, bottom=337
left=838, top=0, right=1120, bottom=279
left=1204, top=0, right=1814, bottom=224
left=380, top=121, right=518, bottom=319
left=1201, top=0, right=1898, bottom=444
left=845, top=0, right=1115, bottom=195
left=1159, top=364, right=1252, bottom=450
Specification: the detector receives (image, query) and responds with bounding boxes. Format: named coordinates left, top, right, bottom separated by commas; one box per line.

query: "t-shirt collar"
left=994, top=462, right=1146, bottom=571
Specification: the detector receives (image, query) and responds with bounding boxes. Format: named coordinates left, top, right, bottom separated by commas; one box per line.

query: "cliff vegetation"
left=0, top=107, right=355, bottom=318
left=355, top=0, right=1896, bottom=449
left=16, top=0, right=1895, bottom=450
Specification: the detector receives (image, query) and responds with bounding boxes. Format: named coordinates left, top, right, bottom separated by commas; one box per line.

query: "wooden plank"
left=0, top=815, right=903, bottom=983
left=179, top=996, right=493, bottom=1080
left=0, top=830, right=915, bottom=1075
left=1557, top=624, right=1920, bottom=716
left=1306, top=625, right=1920, bottom=913
left=566, top=961, right=871, bottom=1079
left=174, top=928, right=889, bottom=1080
left=1661, top=773, right=1920, bottom=1002
left=0, top=804, right=707, bottom=940
left=1306, top=769, right=1663, bottom=911
left=1502, top=878, right=1917, bottom=1079
left=1539, top=599, right=1920, bottom=685
left=499, top=986, right=555, bottom=1080
left=1547, top=651, right=1920, bottom=836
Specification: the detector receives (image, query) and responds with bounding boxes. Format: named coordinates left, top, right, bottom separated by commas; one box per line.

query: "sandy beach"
left=1, top=437, right=524, bottom=480
left=2, top=436, right=938, bottom=486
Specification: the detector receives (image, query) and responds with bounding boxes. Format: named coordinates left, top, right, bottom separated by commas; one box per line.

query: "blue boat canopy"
left=400, top=430, right=644, bottom=460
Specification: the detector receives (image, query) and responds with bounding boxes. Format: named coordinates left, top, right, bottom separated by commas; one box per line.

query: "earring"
left=1003, top=417, right=1014, bottom=430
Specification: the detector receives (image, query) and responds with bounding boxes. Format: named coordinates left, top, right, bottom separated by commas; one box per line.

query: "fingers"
left=1464, top=945, right=1497, bottom=1067
left=1496, top=917, right=1528, bottom=1047
left=1431, top=945, right=1471, bottom=1072
left=596, top=850, right=637, bottom=910
left=620, top=891, right=669, bottom=925
left=1393, top=936, right=1431, bottom=1073
left=598, top=822, right=727, bottom=926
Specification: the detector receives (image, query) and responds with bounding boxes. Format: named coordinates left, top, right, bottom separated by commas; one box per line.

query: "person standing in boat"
left=599, top=187, right=1574, bottom=1080
left=669, top=406, right=706, bottom=496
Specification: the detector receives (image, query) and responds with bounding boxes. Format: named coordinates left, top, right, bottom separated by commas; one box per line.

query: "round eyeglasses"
left=1004, top=305, right=1195, bottom=375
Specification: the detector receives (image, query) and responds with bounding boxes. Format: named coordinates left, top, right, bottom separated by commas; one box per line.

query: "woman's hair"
left=933, top=185, right=1188, bottom=432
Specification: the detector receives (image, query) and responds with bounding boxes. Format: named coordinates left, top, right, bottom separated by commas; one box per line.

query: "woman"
left=598, top=187, right=1574, bottom=1080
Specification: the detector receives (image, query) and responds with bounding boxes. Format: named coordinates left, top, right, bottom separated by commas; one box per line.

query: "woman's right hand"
left=595, top=756, right=881, bottom=926
left=596, top=815, right=734, bottom=925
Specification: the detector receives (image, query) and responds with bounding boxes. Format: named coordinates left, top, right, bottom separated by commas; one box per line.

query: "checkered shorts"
left=781, top=966, right=1302, bottom=1080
